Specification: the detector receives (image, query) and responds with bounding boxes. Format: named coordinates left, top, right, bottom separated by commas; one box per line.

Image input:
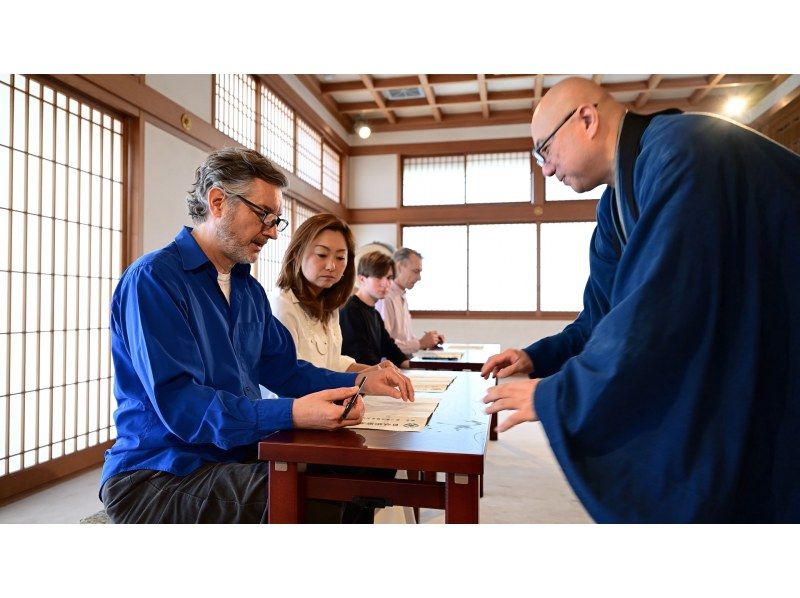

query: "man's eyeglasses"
left=230, top=193, right=289, bottom=232
left=532, top=103, right=598, bottom=167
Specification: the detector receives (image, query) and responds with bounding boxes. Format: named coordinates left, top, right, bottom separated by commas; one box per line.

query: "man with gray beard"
left=100, top=148, right=410, bottom=523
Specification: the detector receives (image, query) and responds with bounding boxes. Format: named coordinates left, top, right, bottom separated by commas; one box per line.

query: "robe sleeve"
left=523, top=187, right=619, bottom=377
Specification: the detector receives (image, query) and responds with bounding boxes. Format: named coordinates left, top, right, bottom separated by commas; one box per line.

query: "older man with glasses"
left=482, top=76, right=800, bottom=523
left=100, top=147, right=411, bottom=523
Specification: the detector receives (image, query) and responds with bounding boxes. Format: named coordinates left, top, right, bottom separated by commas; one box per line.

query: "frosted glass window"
left=402, top=156, right=465, bottom=206
left=214, top=74, right=257, bottom=149
left=296, top=118, right=322, bottom=189
left=468, top=224, right=537, bottom=311
left=545, top=175, right=607, bottom=201
left=322, top=143, right=341, bottom=202
left=466, top=152, right=530, bottom=204
left=255, top=198, right=293, bottom=296
left=260, top=87, right=294, bottom=172
left=540, top=222, right=596, bottom=311
left=0, top=75, right=120, bottom=477
left=401, top=226, right=467, bottom=310
left=294, top=200, right=317, bottom=231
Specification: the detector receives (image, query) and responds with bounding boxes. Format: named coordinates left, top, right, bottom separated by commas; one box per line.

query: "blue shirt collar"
left=174, top=226, right=251, bottom=276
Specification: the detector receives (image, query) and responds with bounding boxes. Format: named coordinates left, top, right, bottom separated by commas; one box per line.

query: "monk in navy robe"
left=482, top=77, right=800, bottom=523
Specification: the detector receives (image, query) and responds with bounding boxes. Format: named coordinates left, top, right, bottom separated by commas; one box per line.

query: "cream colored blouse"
left=269, top=288, right=356, bottom=372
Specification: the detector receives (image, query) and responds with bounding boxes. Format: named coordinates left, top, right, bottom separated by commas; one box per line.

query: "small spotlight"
left=724, top=96, right=747, bottom=117
left=354, top=120, right=372, bottom=139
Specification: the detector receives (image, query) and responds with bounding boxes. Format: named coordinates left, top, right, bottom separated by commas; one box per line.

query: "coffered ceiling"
left=296, top=74, right=791, bottom=134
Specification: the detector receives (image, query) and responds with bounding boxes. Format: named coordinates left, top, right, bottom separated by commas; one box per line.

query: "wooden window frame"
left=345, top=140, right=605, bottom=321
left=213, top=75, right=345, bottom=211
left=0, top=75, right=128, bottom=503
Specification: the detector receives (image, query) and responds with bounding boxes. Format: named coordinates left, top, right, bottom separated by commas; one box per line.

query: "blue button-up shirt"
left=100, top=227, right=356, bottom=490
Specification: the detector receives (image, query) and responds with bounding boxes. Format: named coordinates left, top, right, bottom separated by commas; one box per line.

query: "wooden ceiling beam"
left=533, top=75, right=544, bottom=111
left=418, top=74, right=442, bottom=122
left=659, top=74, right=774, bottom=90
left=320, top=74, right=777, bottom=97
left=360, top=74, right=396, bottom=124
left=688, top=74, right=725, bottom=105
left=634, top=74, right=663, bottom=108
left=603, top=74, right=774, bottom=94
left=295, top=74, right=354, bottom=132
left=337, top=89, right=537, bottom=114
left=320, top=74, right=536, bottom=94
left=477, top=74, right=490, bottom=119
left=484, top=74, right=536, bottom=81
left=626, top=95, right=724, bottom=114
left=744, top=74, right=793, bottom=109
left=369, top=108, right=533, bottom=133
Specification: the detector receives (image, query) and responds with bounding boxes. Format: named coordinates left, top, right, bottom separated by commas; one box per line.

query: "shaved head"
left=532, top=78, right=612, bottom=144
left=531, top=77, right=626, bottom=191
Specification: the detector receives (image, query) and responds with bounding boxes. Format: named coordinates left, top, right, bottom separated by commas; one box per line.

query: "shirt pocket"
left=236, top=320, right=265, bottom=361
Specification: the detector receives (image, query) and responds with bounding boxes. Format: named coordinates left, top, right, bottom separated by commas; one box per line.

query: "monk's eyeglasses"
left=532, top=103, right=598, bottom=167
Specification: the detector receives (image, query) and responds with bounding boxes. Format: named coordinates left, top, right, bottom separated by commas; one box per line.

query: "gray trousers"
left=101, top=461, right=390, bottom=524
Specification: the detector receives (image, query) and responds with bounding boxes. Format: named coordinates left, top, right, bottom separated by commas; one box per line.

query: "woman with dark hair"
left=270, top=213, right=410, bottom=380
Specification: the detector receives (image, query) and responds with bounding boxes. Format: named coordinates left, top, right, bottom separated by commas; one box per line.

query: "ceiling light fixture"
left=724, top=96, right=747, bottom=117
left=354, top=120, right=372, bottom=139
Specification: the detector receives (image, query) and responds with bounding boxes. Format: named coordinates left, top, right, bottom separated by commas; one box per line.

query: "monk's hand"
left=480, top=349, right=534, bottom=379
left=482, top=379, right=540, bottom=433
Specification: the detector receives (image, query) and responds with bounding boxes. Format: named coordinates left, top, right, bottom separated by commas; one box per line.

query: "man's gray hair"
left=186, top=147, right=288, bottom=224
left=393, top=247, right=423, bottom=264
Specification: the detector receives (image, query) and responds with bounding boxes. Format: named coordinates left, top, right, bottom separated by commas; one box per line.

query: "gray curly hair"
left=186, top=147, right=288, bottom=224
left=393, top=247, right=423, bottom=264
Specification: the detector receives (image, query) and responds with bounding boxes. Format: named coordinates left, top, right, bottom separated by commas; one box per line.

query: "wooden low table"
left=409, top=343, right=501, bottom=441
left=258, top=371, right=493, bottom=524
left=408, top=343, right=501, bottom=373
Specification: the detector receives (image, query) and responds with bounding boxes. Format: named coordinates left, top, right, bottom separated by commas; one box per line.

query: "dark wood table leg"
left=406, top=470, right=421, bottom=523
left=445, top=473, right=479, bottom=523
left=268, top=461, right=299, bottom=523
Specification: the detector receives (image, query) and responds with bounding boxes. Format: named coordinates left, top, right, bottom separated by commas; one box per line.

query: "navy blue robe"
left=525, top=112, right=800, bottom=522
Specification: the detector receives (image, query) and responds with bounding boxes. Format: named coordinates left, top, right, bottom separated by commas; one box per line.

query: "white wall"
left=348, top=155, right=398, bottom=208
left=142, top=122, right=207, bottom=254
left=145, top=75, right=213, bottom=122
left=350, top=223, right=397, bottom=250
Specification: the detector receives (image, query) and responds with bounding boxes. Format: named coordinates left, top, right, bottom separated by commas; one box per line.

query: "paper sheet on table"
left=409, top=375, right=455, bottom=393
left=350, top=395, right=440, bottom=431
left=445, top=343, right=485, bottom=350
left=416, top=350, right=464, bottom=360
